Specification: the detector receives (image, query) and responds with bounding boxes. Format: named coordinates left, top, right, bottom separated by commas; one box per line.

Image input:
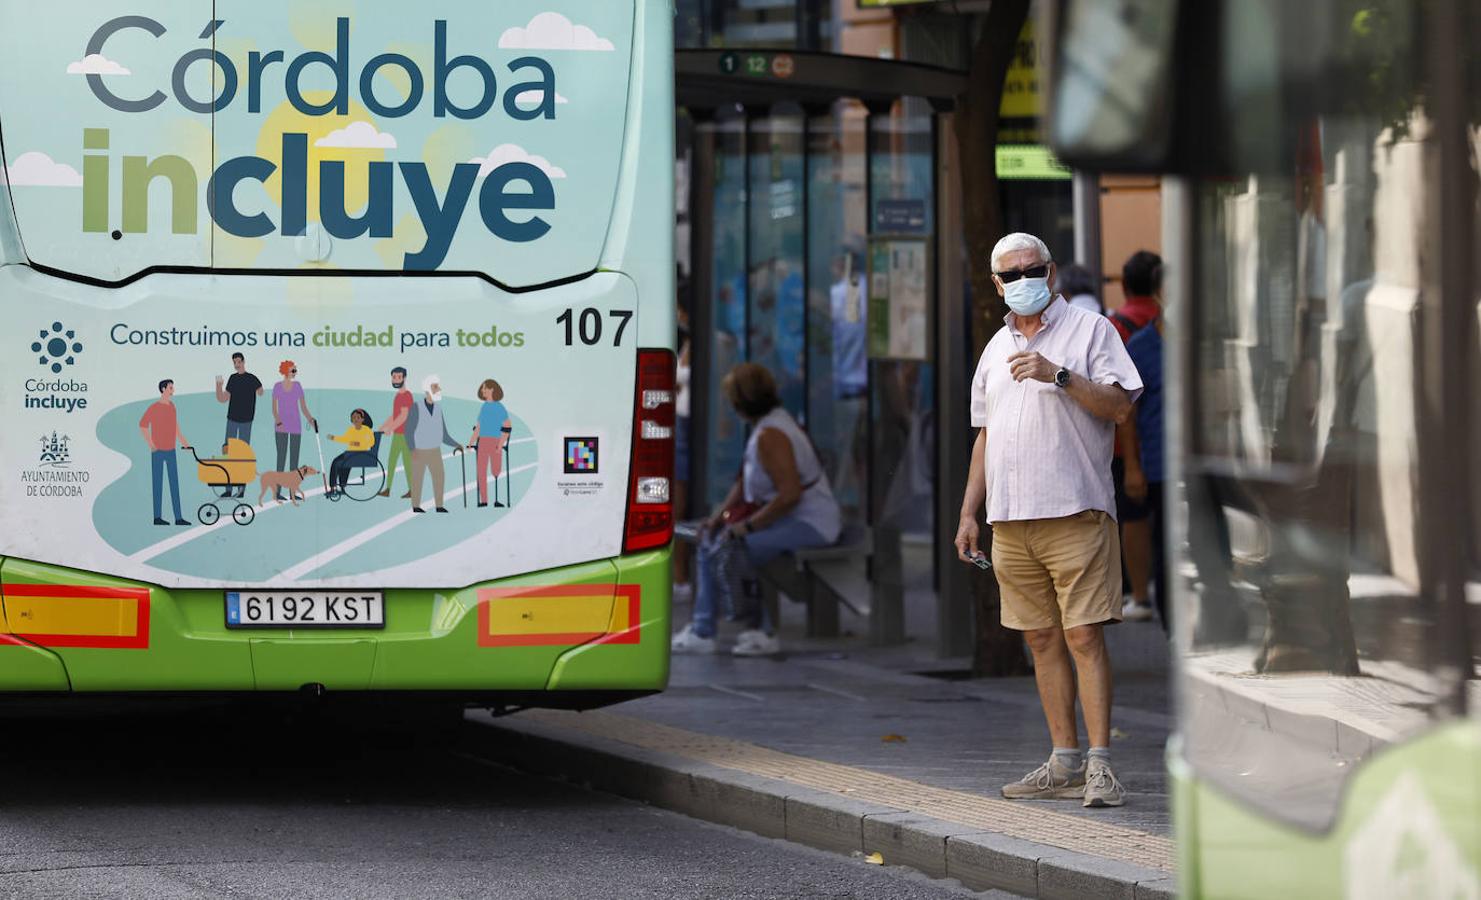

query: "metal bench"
left=673, top=520, right=872, bottom=638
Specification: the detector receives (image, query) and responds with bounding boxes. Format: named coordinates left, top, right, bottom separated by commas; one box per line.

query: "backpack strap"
left=1110, top=311, right=1138, bottom=336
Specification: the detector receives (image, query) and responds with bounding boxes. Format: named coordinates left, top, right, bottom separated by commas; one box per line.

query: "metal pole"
left=934, top=108, right=974, bottom=658
left=1072, top=171, right=1103, bottom=285
left=799, top=109, right=813, bottom=425
left=1420, top=0, right=1475, bottom=696
left=689, top=112, right=718, bottom=513
left=864, top=98, right=905, bottom=647
left=743, top=109, right=754, bottom=364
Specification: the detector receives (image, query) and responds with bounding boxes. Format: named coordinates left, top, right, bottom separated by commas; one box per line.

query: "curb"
left=465, top=711, right=1176, bottom=899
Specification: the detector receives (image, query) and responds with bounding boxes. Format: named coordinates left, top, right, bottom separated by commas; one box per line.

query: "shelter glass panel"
left=866, top=99, right=938, bottom=622
left=748, top=109, right=808, bottom=420
left=806, top=102, right=870, bottom=518
left=704, top=115, right=750, bottom=507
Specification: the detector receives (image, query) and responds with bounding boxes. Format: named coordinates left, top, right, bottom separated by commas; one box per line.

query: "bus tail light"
left=623, top=348, right=676, bottom=554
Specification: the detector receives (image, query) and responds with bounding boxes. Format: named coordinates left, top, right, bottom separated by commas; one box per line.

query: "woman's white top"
left=742, top=407, right=841, bottom=542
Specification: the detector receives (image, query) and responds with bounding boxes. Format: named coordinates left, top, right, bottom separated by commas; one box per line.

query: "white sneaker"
left=671, top=582, right=694, bottom=603
left=1001, top=756, right=1087, bottom=800
left=1122, top=599, right=1155, bottom=622
left=732, top=630, right=781, bottom=657
left=670, top=624, right=717, bottom=654
left=1083, top=759, right=1127, bottom=807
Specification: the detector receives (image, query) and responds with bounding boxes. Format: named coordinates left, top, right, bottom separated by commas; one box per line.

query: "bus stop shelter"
left=676, top=50, right=977, bottom=656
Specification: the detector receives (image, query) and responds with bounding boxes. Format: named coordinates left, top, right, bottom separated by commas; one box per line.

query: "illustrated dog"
left=258, top=466, right=319, bottom=507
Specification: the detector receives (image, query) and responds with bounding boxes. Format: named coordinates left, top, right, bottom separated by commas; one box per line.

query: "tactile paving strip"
left=525, top=708, right=1174, bottom=872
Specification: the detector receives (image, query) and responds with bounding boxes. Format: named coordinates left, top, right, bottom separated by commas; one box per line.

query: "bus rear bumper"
left=0, top=550, right=671, bottom=702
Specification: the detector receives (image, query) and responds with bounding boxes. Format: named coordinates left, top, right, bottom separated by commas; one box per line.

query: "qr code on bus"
left=564, top=437, right=599, bottom=474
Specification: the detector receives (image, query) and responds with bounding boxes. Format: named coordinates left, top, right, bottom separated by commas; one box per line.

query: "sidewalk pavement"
left=470, top=588, right=1176, bottom=899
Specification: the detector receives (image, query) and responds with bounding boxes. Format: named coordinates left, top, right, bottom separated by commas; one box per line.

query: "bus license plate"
left=225, top=592, right=384, bottom=629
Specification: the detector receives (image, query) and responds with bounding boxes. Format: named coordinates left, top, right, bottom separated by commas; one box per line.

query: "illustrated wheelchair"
left=325, top=431, right=386, bottom=503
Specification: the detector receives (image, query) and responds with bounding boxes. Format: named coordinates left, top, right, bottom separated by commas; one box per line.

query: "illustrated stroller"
left=190, top=439, right=257, bottom=526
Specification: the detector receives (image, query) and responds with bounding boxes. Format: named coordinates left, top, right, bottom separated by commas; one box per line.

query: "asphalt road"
left=0, top=702, right=1017, bottom=899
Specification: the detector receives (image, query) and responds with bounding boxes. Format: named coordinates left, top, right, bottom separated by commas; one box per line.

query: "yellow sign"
left=996, top=145, right=1072, bottom=181
left=1000, top=18, right=1039, bottom=119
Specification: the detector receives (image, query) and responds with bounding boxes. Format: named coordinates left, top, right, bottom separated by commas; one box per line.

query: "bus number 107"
left=557, top=308, right=633, bottom=347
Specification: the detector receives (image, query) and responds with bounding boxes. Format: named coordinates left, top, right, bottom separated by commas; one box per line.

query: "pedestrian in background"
left=1057, top=263, right=1103, bottom=315
left=955, top=232, right=1142, bottom=808
left=1109, top=251, right=1163, bottom=622
left=1125, top=313, right=1167, bottom=631
left=673, top=363, right=841, bottom=658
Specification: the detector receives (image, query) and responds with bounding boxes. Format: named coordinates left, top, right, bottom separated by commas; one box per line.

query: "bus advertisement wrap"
left=3, top=271, right=637, bottom=589
left=0, top=2, right=634, bottom=285
left=0, top=2, right=655, bottom=590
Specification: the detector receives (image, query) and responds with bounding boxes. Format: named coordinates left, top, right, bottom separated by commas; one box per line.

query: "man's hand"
left=726, top=521, right=750, bottom=540
left=1007, top=351, right=1058, bottom=384
left=954, top=515, right=981, bottom=564
left=1123, top=463, right=1148, bottom=502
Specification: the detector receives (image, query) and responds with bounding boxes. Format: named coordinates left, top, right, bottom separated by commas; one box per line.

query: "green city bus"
left=0, top=1, right=675, bottom=707
left=1047, top=1, right=1478, bottom=895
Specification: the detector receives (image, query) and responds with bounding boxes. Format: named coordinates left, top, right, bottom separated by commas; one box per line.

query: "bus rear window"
left=0, top=2, right=634, bottom=286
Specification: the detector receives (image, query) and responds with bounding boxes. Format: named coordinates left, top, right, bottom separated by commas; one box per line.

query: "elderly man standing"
left=955, top=233, right=1143, bottom=808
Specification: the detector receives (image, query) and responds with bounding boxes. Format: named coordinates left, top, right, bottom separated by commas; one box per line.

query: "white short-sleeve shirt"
left=969, top=297, right=1143, bottom=524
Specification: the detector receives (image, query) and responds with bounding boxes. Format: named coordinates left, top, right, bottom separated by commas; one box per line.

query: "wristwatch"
left=1054, top=367, right=1072, bottom=389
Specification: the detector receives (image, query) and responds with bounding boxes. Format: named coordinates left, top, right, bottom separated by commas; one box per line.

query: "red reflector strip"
left=592, top=585, right=642, bottom=646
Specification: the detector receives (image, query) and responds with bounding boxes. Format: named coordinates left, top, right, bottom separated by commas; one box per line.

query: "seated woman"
left=326, top=409, right=377, bottom=497
left=672, top=363, right=842, bottom=657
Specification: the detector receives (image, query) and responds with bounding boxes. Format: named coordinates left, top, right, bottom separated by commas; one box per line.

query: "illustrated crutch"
left=496, top=425, right=514, bottom=507
left=311, top=419, right=330, bottom=496
left=456, top=445, right=468, bottom=508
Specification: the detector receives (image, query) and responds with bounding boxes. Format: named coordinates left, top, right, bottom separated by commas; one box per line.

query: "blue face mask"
left=1003, top=275, right=1052, bottom=316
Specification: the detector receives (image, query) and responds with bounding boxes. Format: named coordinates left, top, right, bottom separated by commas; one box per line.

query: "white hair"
left=990, top=232, right=1052, bottom=272
left=422, top=374, right=442, bottom=393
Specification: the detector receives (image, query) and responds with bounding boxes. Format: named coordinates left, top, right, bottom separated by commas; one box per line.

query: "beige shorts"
left=990, top=510, right=1122, bottom=631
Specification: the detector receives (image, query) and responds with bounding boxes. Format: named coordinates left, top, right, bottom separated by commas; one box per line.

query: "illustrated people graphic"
left=326, top=409, right=378, bottom=498
left=378, top=366, right=415, bottom=499
left=468, top=378, right=513, bottom=508
left=404, top=374, right=462, bottom=513
left=214, top=351, right=263, bottom=497
left=271, top=360, right=317, bottom=501
left=138, top=379, right=192, bottom=526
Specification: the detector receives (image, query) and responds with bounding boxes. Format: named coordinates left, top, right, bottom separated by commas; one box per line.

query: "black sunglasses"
left=995, top=264, right=1051, bottom=283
